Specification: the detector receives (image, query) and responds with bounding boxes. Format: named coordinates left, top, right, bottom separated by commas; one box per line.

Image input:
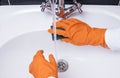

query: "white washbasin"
left=0, top=5, right=120, bottom=78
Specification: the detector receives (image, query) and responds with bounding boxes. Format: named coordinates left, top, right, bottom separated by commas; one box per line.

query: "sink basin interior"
left=1, top=30, right=120, bottom=78
left=0, top=5, right=120, bottom=78
left=0, top=31, right=54, bottom=78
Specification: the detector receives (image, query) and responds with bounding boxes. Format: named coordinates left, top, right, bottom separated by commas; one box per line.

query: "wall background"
left=0, top=0, right=119, bottom=5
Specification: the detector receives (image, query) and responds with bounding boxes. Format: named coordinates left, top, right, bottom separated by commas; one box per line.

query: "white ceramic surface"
left=0, top=5, right=120, bottom=78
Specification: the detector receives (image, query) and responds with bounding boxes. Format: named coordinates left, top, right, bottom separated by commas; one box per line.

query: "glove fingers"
left=67, top=18, right=81, bottom=23
left=48, top=29, right=68, bottom=37
left=29, top=62, right=33, bottom=73
left=33, top=50, right=46, bottom=61
left=35, top=50, right=44, bottom=56
left=61, top=38, right=72, bottom=43
left=67, top=18, right=90, bottom=27
left=61, top=38, right=79, bottom=45
left=61, top=38, right=84, bottom=46
left=56, top=20, right=70, bottom=29
left=49, top=54, right=57, bottom=67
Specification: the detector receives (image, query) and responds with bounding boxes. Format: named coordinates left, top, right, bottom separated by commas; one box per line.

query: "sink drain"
left=57, top=59, right=69, bottom=72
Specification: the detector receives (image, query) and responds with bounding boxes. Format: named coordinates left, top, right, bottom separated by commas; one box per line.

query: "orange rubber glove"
left=48, top=18, right=108, bottom=48
left=29, top=50, right=58, bottom=78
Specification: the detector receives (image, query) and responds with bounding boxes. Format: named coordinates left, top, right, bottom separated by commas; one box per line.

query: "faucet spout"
left=40, top=0, right=82, bottom=19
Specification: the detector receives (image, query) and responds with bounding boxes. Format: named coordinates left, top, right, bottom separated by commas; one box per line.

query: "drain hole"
left=57, top=59, right=68, bottom=72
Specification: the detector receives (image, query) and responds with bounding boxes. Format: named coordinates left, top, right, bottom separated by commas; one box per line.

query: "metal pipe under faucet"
left=59, top=0, right=64, bottom=8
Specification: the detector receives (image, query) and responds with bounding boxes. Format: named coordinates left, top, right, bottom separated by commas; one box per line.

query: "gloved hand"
left=48, top=18, right=108, bottom=48
left=29, top=50, right=58, bottom=78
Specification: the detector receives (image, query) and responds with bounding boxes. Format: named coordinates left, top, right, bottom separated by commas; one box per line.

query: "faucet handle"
left=40, top=2, right=46, bottom=12
left=40, top=1, right=52, bottom=12
left=75, top=3, right=82, bottom=13
left=73, top=0, right=82, bottom=14
left=73, top=0, right=78, bottom=3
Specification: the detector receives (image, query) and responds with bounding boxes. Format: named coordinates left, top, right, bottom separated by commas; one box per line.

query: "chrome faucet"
left=40, top=0, right=82, bottom=19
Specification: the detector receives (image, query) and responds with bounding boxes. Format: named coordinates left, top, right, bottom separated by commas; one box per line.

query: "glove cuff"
left=87, top=28, right=108, bottom=48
